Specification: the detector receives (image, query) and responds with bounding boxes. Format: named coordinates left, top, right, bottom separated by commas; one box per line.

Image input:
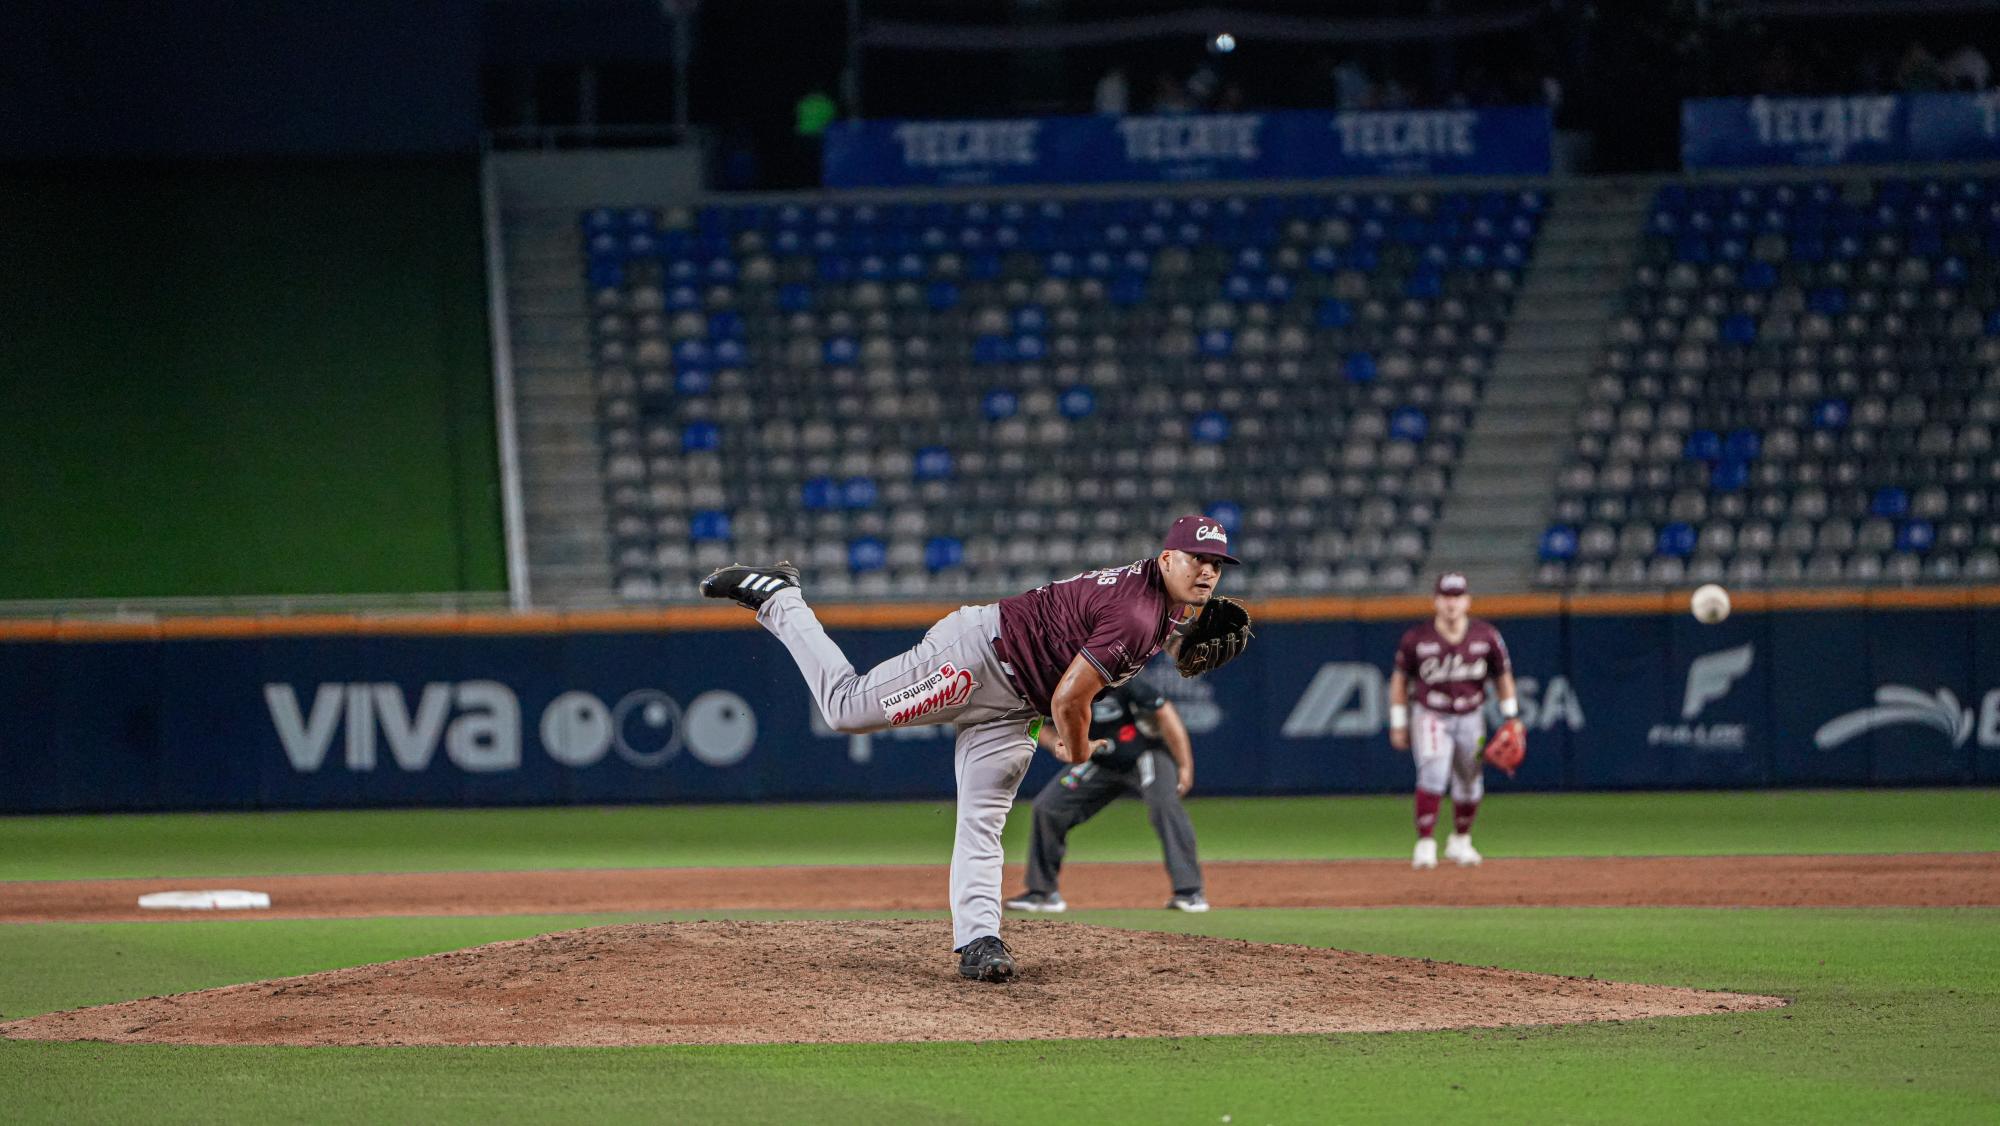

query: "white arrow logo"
left=1813, top=686, right=1976, bottom=750
left=1682, top=643, right=1755, bottom=720
left=1281, top=662, right=1383, bottom=737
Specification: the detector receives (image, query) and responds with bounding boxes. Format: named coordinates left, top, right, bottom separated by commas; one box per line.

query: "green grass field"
left=2, top=790, right=1995, bottom=1124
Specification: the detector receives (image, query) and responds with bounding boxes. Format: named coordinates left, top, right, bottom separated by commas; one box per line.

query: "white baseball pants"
left=1411, top=704, right=1486, bottom=805
left=757, top=590, right=1039, bottom=949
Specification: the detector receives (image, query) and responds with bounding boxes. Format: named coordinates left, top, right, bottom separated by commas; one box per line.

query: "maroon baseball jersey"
left=994, top=559, right=1193, bottom=714
left=1394, top=618, right=1512, bottom=714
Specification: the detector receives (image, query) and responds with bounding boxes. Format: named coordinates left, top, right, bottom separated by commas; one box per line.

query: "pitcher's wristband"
left=1389, top=705, right=1409, bottom=729
left=1499, top=698, right=1519, bottom=719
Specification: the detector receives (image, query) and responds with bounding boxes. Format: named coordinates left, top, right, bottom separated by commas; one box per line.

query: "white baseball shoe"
left=1445, top=832, right=1483, bottom=867
left=1004, top=891, right=1066, bottom=913
left=1412, top=837, right=1438, bottom=870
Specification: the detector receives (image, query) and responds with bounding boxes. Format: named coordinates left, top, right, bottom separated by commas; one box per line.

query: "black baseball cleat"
left=698, top=561, right=800, bottom=610
left=956, top=935, right=1017, bottom=983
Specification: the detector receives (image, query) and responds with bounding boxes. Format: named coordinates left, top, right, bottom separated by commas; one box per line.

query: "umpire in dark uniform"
left=1004, top=674, right=1208, bottom=913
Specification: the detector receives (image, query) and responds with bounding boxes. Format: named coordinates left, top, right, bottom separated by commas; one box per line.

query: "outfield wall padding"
left=4, top=601, right=1996, bottom=812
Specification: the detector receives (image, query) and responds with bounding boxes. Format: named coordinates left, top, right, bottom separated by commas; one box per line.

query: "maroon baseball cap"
left=1435, top=572, right=1469, bottom=596
left=1162, top=514, right=1241, bottom=564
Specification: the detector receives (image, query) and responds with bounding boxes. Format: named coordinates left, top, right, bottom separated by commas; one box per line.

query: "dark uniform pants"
left=1022, top=749, right=1203, bottom=897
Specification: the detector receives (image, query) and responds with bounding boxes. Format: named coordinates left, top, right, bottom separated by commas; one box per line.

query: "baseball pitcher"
left=700, top=514, right=1251, bottom=983
left=1004, top=670, right=1207, bottom=915
left=1388, top=572, right=1524, bottom=870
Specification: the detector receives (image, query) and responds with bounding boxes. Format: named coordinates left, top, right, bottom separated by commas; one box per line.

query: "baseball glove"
left=1174, top=596, right=1253, bottom=678
left=1484, top=718, right=1527, bottom=777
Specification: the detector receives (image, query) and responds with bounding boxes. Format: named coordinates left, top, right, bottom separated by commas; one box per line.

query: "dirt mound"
left=0, top=920, right=1784, bottom=1047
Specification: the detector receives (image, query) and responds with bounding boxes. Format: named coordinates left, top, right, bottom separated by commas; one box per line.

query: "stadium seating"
left=1538, top=175, right=2000, bottom=589
left=579, top=189, right=1545, bottom=601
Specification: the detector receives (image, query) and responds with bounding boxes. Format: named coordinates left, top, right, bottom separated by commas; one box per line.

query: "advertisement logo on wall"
left=1814, top=686, right=1979, bottom=751
left=1647, top=644, right=1755, bottom=751
left=264, top=682, right=758, bottom=773
left=1279, top=663, right=1584, bottom=739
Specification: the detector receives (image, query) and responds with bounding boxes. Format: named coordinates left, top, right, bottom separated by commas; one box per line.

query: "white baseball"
left=1690, top=583, right=1731, bottom=625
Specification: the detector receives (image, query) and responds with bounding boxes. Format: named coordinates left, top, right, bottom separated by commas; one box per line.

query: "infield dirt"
left=9, top=852, right=1979, bottom=1047
left=2, top=852, right=1994, bottom=924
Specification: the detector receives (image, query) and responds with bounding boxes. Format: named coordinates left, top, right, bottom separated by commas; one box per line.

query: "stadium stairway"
left=1424, top=180, right=1649, bottom=589
left=505, top=209, right=617, bottom=606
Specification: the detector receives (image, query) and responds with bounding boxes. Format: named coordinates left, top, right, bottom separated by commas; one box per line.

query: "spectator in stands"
left=1186, top=61, right=1222, bottom=109
left=1896, top=41, right=1946, bottom=92
left=1151, top=71, right=1196, bottom=113
left=1094, top=67, right=1130, bottom=114
left=1944, top=43, right=1991, bottom=90
left=1330, top=56, right=1374, bottom=110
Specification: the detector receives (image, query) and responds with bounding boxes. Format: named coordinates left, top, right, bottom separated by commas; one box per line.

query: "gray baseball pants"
left=1412, top=704, right=1486, bottom=805
left=756, top=589, right=1039, bottom=950
left=1022, top=751, right=1203, bottom=897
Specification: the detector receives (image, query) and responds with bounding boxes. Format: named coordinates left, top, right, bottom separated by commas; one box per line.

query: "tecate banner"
left=2, top=602, right=1996, bottom=812
left=821, top=106, right=1553, bottom=189
left=1681, top=92, right=2000, bottom=170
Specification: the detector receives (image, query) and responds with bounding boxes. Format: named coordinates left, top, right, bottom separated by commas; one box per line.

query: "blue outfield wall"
left=2, top=604, right=1996, bottom=813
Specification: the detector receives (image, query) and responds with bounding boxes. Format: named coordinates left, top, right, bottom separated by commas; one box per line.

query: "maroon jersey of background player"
left=994, top=558, right=1195, bottom=715
left=1392, top=618, right=1513, bottom=715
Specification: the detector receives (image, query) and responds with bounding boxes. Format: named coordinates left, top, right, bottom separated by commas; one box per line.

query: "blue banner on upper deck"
left=1905, top=92, right=2000, bottom=161
left=1682, top=93, right=2000, bottom=169
left=821, top=107, right=1553, bottom=189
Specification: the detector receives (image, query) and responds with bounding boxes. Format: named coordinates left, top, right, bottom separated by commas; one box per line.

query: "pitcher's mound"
left=0, top=920, right=1784, bottom=1047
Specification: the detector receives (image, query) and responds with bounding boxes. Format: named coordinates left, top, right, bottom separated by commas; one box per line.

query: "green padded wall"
left=0, top=162, right=505, bottom=600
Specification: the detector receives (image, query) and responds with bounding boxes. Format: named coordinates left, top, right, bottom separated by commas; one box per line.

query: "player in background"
left=700, top=516, right=1246, bottom=983
left=1004, top=667, right=1207, bottom=915
left=1388, top=572, right=1522, bottom=870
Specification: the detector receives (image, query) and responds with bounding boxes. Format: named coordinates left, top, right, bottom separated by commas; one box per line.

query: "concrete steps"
left=1426, top=184, right=1642, bottom=591
left=498, top=212, right=618, bottom=604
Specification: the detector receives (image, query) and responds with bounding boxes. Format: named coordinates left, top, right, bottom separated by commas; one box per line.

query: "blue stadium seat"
left=1540, top=525, right=1579, bottom=562
left=849, top=538, right=887, bottom=573
left=1059, top=387, right=1096, bottom=419
left=1656, top=523, right=1697, bottom=558
left=681, top=421, right=721, bottom=453
left=914, top=447, right=954, bottom=481
left=690, top=510, right=732, bottom=543
left=840, top=477, right=878, bottom=509
left=1871, top=487, right=1910, bottom=518
left=1190, top=412, right=1231, bottom=444
left=800, top=477, right=837, bottom=511
left=1897, top=520, right=1936, bottom=554
left=925, top=537, right=965, bottom=572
